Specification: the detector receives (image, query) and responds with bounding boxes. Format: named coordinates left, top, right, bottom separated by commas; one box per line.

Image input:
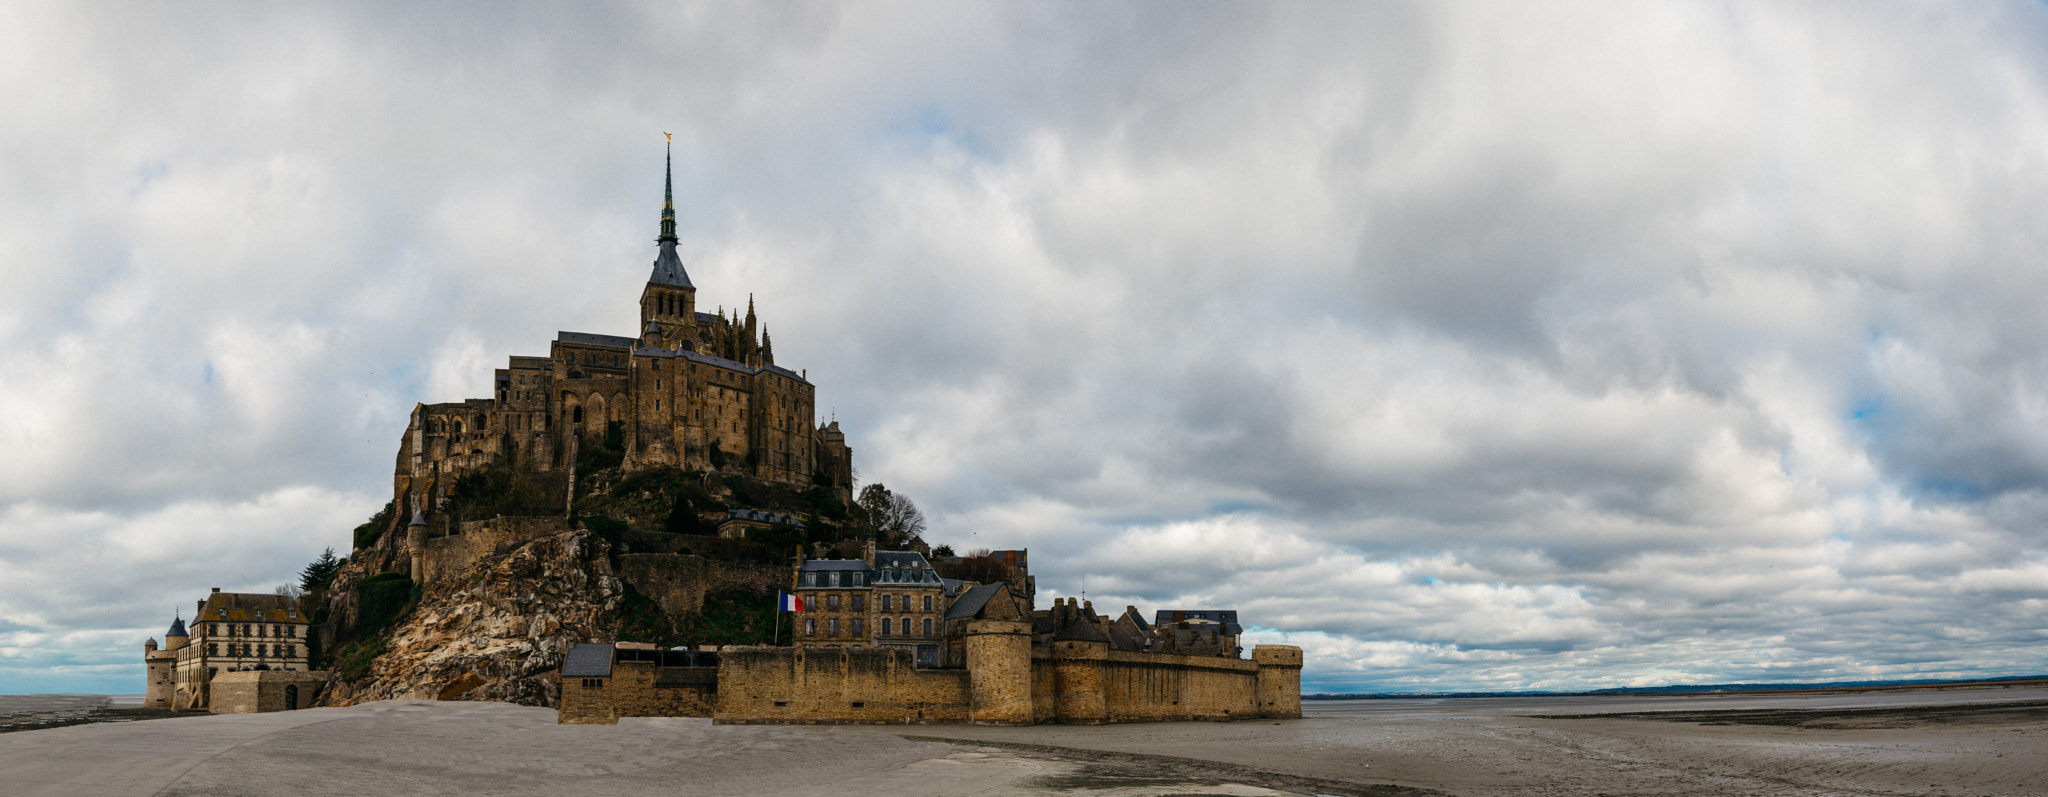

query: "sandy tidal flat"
left=907, top=687, right=2048, bottom=796
left=0, top=687, right=2042, bottom=796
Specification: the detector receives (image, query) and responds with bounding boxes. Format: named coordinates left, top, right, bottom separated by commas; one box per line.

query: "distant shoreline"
left=1306, top=674, right=2048, bottom=700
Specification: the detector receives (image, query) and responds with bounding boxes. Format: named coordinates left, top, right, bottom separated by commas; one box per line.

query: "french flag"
left=778, top=592, right=804, bottom=611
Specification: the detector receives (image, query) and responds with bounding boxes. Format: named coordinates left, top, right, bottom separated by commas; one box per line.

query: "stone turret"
left=1253, top=645, right=1304, bottom=718
left=164, top=616, right=189, bottom=652
left=1050, top=598, right=1111, bottom=724
left=144, top=615, right=186, bottom=709
left=406, top=511, right=429, bottom=581
left=965, top=619, right=1033, bottom=724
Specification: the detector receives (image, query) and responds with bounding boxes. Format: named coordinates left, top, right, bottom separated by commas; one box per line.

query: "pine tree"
left=299, top=547, right=343, bottom=591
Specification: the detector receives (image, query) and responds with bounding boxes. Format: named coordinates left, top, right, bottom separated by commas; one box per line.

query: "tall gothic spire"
left=658, top=135, right=678, bottom=244
left=646, top=134, right=694, bottom=289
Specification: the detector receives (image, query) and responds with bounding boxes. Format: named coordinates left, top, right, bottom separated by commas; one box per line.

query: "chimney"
left=211, top=587, right=221, bottom=593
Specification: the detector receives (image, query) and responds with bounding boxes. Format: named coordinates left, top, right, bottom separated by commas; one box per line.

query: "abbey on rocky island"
left=395, top=147, right=854, bottom=514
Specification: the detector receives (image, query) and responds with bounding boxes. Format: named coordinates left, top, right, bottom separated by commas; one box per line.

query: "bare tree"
left=857, top=483, right=927, bottom=548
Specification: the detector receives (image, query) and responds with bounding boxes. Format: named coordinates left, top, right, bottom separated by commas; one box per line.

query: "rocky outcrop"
left=321, top=530, right=623, bottom=708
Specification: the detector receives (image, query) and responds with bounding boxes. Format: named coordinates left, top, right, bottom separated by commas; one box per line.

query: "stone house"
left=143, top=588, right=326, bottom=712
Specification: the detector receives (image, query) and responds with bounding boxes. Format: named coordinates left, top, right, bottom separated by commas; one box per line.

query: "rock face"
left=322, top=530, right=623, bottom=708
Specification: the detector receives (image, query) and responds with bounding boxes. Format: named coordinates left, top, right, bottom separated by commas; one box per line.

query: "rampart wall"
left=713, top=646, right=972, bottom=724
left=415, top=516, right=573, bottom=588
left=693, top=632, right=1303, bottom=726
left=615, top=554, right=784, bottom=616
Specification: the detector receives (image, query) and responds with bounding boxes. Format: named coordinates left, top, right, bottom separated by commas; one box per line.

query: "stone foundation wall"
left=208, top=670, right=330, bottom=714
left=615, top=554, right=783, bottom=616
left=1097, top=649, right=1261, bottom=721
left=564, top=640, right=1305, bottom=726
left=560, top=661, right=717, bottom=725
left=712, top=646, right=972, bottom=724
left=416, top=517, right=574, bottom=588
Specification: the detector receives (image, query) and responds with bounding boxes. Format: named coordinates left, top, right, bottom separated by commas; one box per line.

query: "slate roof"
left=875, top=551, right=931, bottom=570
left=1106, top=622, right=1146, bottom=652
left=197, top=592, right=304, bottom=624
left=563, top=643, right=614, bottom=677
left=678, top=350, right=751, bottom=372
left=759, top=364, right=810, bottom=384
left=942, top=583, right=1006, bottom=620
left=556, top=331, right=639, bottom=349
left=1053, top=617, right=1110, bottom=643
left=166, top=617, right=188, bottom=638
left=798, top=559, right=870, bottom=572
left=648, top=241, right=694, bottom=289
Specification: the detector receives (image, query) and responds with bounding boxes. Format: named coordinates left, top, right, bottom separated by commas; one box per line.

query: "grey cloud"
left=9, top=1, right=2048, bottom=693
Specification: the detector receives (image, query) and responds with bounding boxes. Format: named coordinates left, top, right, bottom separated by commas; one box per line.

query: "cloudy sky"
left=8, top=1, right=2048, bottom=695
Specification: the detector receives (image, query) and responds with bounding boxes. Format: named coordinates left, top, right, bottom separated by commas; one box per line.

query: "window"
left=901, top=617, right=911, bottom=635
left=881, top=618, right=892, bottom=635
left=881, top=595, right=892, bottom=611
left=923, top=595, right=933, bottom=612
left=804, top=618, right=816, bottom=636
left=851, top=571, right=864, bottom=587
left=828, top=618, right=840, bottom=636
left=802, top=572, right=816, bottom=587
left=828, top=571, right=840, bottom=587
left=208, top=643, right=217, bottom=655
left=827, top=594, right=841, bottom=611
left=924, top=618, right=933, bottom=636
left=851, top=595, right=864, bottom=611
left=850, top=619, right=863, bottom=636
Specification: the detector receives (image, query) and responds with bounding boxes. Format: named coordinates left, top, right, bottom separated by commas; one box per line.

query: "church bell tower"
left=640, top=136, right=697, bottom=346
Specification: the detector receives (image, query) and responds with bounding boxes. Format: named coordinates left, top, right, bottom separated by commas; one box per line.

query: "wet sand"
left=2, top=687, right=2042, bottom=796
left=905, top=686, right=2048, bottom=796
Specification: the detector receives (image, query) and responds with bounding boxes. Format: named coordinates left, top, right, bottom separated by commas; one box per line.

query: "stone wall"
left=712, top=646, right=972, bottom=724
left=615, top=554, right=784, bottom=616
left=559, top=661, right=717, bottom=725
left=208, top=670, right=330, bottom=714
left=415, top=516, right=574, bottom=589
left=1098, top=649, right=1261, bottom=721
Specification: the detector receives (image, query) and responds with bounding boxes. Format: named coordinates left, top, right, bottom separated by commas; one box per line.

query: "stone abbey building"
left=395, top=148, right=854, bottom=512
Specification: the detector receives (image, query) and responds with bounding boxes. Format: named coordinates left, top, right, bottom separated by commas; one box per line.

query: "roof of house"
left=197, top=592, right=304, bottom=624
left=166, top=617, right=188, bottom=638
left=943, top=583, right=1007, bottom=621
left=1052, top=617, right=1110, bottom=643
left=798, top=559, right=870, bottom=572
left=563, top=643, right=615, bottom=677
left=875, top=551, right=932, bottom=570
left=1106, top=621, right=1147, bottom=652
